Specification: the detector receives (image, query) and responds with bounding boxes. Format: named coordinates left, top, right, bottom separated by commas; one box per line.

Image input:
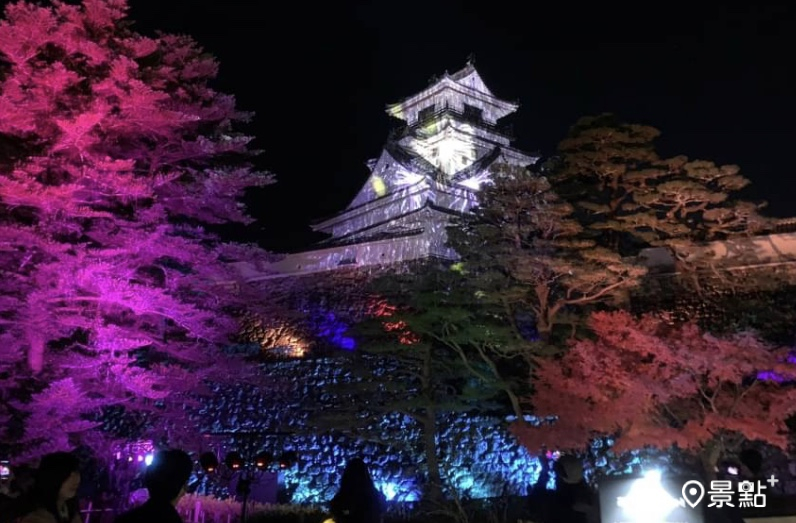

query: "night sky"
left=130, top=1, right=796, bottom=253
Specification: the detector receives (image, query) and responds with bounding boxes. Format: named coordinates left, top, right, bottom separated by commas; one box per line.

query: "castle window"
left=463, top=103, right=483, bottom=121
left=418, top=105, right=435, bottom=121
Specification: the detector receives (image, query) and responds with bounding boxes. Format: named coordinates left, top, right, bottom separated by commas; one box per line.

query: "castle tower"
left=240, top=62, right=538, bottom=281
left=383, top=63, right=534, bottom=182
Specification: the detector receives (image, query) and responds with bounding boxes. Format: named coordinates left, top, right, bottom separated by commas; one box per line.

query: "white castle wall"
left=640, top=231, right=796, bottom=273
left=238, top=229, right=455, bottom=282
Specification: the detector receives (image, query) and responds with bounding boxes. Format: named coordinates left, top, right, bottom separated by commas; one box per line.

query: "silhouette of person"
left=330, top=458, right=386, bottom=523
left=18, top=452, right=82, bottom=523
left=1, top=465, right=20, bottom=523
left=114, top=450, right=193, bottom=523
left=0, top=464, right=37, bottom=523
left=712, top=449, right=766, bottom=523
left=739, top=449, right=763, bottom=480
left=532, top=454, right=597, bottom=523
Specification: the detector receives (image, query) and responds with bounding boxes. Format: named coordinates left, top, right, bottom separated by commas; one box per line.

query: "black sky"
left=129, top=1, right=796, bottom=253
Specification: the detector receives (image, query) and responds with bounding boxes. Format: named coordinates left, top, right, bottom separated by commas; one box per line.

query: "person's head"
left=144, top=450, right=193, bottom=505
left=31, top=452, right=81, bottom=515
left=12, top=465, right=35, bottom=495
left=740, top=449, right=763, bottom=476
left=339, top=458, right=375, bottom=494
left=554, top=454, right=584, bottom=485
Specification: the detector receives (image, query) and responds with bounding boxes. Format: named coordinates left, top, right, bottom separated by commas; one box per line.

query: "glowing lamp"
left=254, top=451, right=272, bottom=470
left=224, top=451, right=243, bottom=470
left=545, top=450, right=561, bottom=461
left=137, top=455, right=143, bottom=463
left=717, top=458, right=742, bottom=477
left=278, top=451, right=297, bottom=469
left=144, top=454, right=154, bottom=466
left=199, top=452, right=219, bottom=473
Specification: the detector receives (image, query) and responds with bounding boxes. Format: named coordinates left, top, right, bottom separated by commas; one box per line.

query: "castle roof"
left=385, top=63, right=519, bottom=121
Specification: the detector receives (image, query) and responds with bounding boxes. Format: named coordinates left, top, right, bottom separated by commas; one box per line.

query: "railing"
left=80, top=501, right=117, bottom=523
left=399, top=105, right=514, bottom=139
left=86, top=498, right=240, bottom=523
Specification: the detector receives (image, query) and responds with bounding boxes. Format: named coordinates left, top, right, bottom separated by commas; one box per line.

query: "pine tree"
left=552, top=114, right=770, bottom=264
left=0, top=0, right=271, bottom=457
left=450, top=163, right=645, bottom=341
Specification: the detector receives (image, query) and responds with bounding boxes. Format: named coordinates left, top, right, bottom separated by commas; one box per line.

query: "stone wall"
left=197, top=358, right=541, bottom=504
left=240, top=266, right=416, bottom=356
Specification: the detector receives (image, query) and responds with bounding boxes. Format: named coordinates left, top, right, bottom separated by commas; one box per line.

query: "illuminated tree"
left=0, top=0, right=271, bottom=457
left=451, top=163, right=645, bottom=341
left=552, top=114, right=770, bottom=268
left=515, top=310, right=796, bottom=476
left=312, top=263, right=522, bottom=501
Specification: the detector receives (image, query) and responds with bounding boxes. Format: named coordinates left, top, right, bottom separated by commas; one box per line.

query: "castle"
left=232, top=62, right=796, bottom=285
left=237, top=61, right=537, bottom=281
left=219, top=63, right=796, bottom=504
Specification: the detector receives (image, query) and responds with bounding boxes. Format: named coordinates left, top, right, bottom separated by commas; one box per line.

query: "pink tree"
left=515, top=311, right=796, bottom=475
left=0, top=0, right=272, bottom=458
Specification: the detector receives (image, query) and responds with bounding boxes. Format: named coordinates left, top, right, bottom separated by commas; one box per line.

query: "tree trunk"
left=421, top=409, right=443, bottom=502
left=535, top=287, right=553, bottom=342
left=536, top=315, right=552, bottom=342
left=421, top=346, right=443, bottom=502
left=700, top=443, right=722, bottom=481
left=27, top=327, right=44, bottom=374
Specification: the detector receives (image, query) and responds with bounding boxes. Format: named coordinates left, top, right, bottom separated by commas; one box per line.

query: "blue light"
left=379, top=481, right=398, bottom=501
left=310, top=311, right=357, bottom=351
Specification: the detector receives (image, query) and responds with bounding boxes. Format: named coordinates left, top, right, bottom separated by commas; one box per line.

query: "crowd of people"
left=0, top=450, right=194, bottom=523
left=0, top=451, right=386, bottom=523
left=0, top=448, right=775, bottom=523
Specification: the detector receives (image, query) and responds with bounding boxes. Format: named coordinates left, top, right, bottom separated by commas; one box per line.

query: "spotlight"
left=601, top=470, right=695, bottom=523
left=199, top=452, right=219, bottom=473
left=278, top=451, right=297, bottom=469
left=144, top=454, right=154, bottom=466
left=224, top=451, right=244, bottom=471
left=643, top=469, right=661, bottom=481
left=254, top=451, right=272, bottom=470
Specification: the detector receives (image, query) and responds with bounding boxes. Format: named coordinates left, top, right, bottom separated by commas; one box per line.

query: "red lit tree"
left=0, top=0, right=271, bottom=458
left=515, top=310, right=796, bottom=475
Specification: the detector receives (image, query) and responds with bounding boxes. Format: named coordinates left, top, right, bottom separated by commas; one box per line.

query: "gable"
left=450, top=68, right=495, bottom=98
left=346, top=149, right=427, bottom=209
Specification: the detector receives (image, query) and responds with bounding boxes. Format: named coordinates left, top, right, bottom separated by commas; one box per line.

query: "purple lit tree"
left=0, top=0, right=272, bottom=458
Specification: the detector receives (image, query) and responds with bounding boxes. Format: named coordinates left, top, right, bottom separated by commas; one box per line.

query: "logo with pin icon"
left=682, top=480, right=706, bottom=508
